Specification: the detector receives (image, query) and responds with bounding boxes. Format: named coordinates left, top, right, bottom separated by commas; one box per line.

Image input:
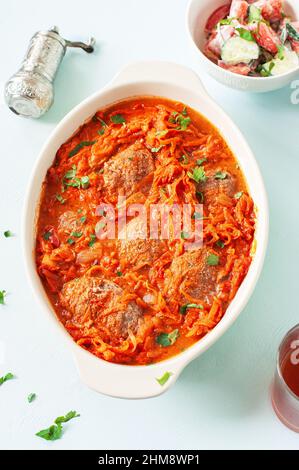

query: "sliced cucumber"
left=263, top=49, right=299, bottom=76
left=221, top=36, right=260, bottom=65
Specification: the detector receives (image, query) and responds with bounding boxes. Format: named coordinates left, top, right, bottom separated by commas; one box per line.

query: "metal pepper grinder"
left=4, top=26, right=95, bottom=118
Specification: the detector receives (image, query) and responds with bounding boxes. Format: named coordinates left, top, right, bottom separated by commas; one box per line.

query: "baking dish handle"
left=72, top=344, right=187, bottom=399
left=110, top=60, right=207, bottom=96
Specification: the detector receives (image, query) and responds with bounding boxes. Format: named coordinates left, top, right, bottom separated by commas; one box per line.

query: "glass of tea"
left=271, top=324, right=299, bottom=432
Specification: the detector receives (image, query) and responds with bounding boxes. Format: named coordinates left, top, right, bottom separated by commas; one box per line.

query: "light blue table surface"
left=0, top=0, right=299, bottom=450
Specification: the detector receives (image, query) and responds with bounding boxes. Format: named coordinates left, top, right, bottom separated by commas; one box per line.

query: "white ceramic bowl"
left=186, top=0, right=299, bottom=92
left=23, top=61, right=269, bottom=399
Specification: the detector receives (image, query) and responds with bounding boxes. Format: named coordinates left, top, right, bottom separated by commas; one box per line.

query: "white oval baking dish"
left=23, top=61, right=269, bottom=399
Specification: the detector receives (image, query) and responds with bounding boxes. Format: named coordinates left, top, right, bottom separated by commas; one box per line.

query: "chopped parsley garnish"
left=214, top=171, right=227, bottom=180
left=80, top=176, right=90, bottom=189
left=188, top=166, right=206, bottom=183
left=156, top=372, right=173, bottom=386
left=71, top=231, right=82, bottom=238
left=110, top=114, right=126, bottom=124
left=216, top=240, right=225, bottom=248
left=67, top=238, right=75, bottom=245
left=156, top=129, right=168, bottom=137
left=234, top=191, right=243, bottom=200
left=88, top=234, right=97, bottom=247
left=0, top=372, right=14, bottom=385
left=180, top=231, right=190, bottom=239
left=79, top=216, right=87, bottom=224
left=0, top=290, right=6, bottom=305
left=63, top=166, right=90, bottom=190
left=258, top=62, right=275, bottom=77
left=36, top=411, right=80, bottom=441
left=207, top=254, right=219, bottom=266
left=64, top=165, right=77, bottom=180
left=179, top=154, right=189, bottom=164
left=151, top=146, right=163, bottom=153
left=176, top=115, right=191, bottom=131
left=192, top=212, right=203, bottom=220
left=69, top=141, right=96, bottom=158
left=36, top=424, right=63, bottom=441
left=4, top=230, right=13, bottom=238
left=27, top=393, right=36, bottom=403
left=196, top=158, right=207, bottom=166
left=94, top=116, right=107, bottom=135
left=236, top=27, right=254, bottom=42
left=116, top=271, right=123, bottom=277
left=55, top=194, right=65, bottom=204
left=43, top=231, right=51, bottom=241
left=169, top=110, right=191, bottom=131
left=196, top=191, right=204, bottom=203
left=218, top=18, right=233, bottom=26
left=156, top=329, right=179, bottom=347
left=180, top=303, right=203, bottom=315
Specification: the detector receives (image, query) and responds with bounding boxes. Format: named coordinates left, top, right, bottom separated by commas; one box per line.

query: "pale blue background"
left=0, top=0, right=298, bottom=450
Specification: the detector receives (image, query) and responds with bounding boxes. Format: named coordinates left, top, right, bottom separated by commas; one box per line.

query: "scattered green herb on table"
left=0, top=372, right=14, bottom=386
left=27, top=393, right=36, bottom=403
left=0, top=290, right=6, bottom=305
left=36, top=411, right=80, bottom=441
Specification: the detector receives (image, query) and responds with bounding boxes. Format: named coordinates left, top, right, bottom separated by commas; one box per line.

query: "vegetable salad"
left=204, top=0, right=299, bottom=76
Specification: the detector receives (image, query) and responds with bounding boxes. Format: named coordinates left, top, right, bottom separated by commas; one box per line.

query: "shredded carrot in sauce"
left=36, top=97, right=256, bottom=365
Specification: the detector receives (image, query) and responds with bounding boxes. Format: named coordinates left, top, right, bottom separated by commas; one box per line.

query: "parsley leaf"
left=69, top=141, right=96, bottom=158
left=234, top=191, right=243, bottom=200
left=196, top=158, right=207, bottom=166
left=71, top=231, right=82, bottom=238
left=151, top=146, right=163, bottom=153
left=214, top=171, right=227, bottom=180
left=192, top=212, right=202, bottom=220
left=88, top=234, right=97, bottom=247
left=80, top=176, right=90, bottom=189
left=236, top=28, right=255, bottom=42
left=36, top=411, right=80, bottom=441
left=55, top=194, right=65, bottom=204
left=0, top=290, right=6, bottom=305
left=188, top=166, right=206, bottom=183
left=4, top=230, right=13, bottom=238
left=196, top=191, right=204, bottom=203
left=27, top=393, right=36, bottom=403
left=0, top=372, right=14, bottom=385
left=216, top=240, right=225, bottom=248
left=55, top=411, right=80, bottom=424
left=110, top=114, right=126, bottom=124
left=156, top=372, right=173, bottom=386
left=207, top=254, right=219, bottom=266
left=180, top=231, right=190, bottom=240
left=36, top=423, right=63, bottom=441
left=180, top=303, right=203, bottom=315
left=64, top=165, right=77, bottom=180
left=156, top=329, right=179, bottom=347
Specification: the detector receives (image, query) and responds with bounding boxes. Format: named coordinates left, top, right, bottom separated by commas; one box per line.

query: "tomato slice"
left=205, top=4, right=231, bottom=32
left=254, top=21, right=280, bottom=54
